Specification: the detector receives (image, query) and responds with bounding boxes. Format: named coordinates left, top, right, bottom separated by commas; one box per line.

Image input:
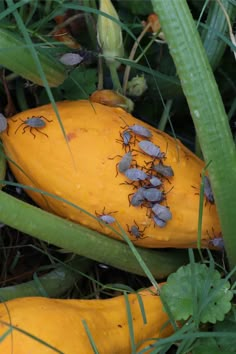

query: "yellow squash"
left=0, top=288, right=173, bottom=353
left=1, top=100, right=221, bottom=248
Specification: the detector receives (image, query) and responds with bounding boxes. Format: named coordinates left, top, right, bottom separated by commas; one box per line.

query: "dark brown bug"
left=127, top=221, right=147, bottom=240
left=14, top=116, right=53, bottom=139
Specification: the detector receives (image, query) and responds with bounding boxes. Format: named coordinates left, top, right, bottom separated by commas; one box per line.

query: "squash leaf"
left=213, top=307, right=236, bottom=352
left=192, top=338, right=231, bottom=354
left=161, top=263, right=233, bottom=323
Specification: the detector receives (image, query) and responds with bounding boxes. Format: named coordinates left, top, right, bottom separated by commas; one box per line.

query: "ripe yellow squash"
left=0, top=288, right=173, bottom=353
left=1, top=100, right=221, bottom=248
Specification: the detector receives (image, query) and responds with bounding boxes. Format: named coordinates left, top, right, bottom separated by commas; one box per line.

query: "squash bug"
left=149, top=176, right=162, bottom=187
left=127, top=221, right=147, bottom=239
left=142, top=188, right=163, bottom=202
left=207, top=228, right=224, bottom=250
left=152, top=203, right=172, bottom=221
left=95, top=208, right=117, bottom=224
left=210, top=237, right=224, bottom=249
left=153, top=215, right=166, bottom=228
left=116, top=131, right=133, bottom=151
left=119, top=116, right=152, bottom=139
left=138, top=140, right=165, bottom=159
left=124, top=168, right=148, bottom=181
left=153, top=162, right=174, bottom=177
left=203, top=176, right=214, bottom=204
left=0, top=113, right=7, bottom=133
left=14, top=115, right=53, bottom=139
left=128, top=124, right=152, bottom=138
left=118, top=152, right=133, bottom=174
left=128, top=187, right=145, bottom=207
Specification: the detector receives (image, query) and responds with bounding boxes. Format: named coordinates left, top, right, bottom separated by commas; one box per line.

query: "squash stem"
left=0, top=256, right=91, bottom=300
left=151, top=0, right=236, bottom=270
left=108, top=62, right=122, bottom=91
left=0, top=189, right=188, bottom=279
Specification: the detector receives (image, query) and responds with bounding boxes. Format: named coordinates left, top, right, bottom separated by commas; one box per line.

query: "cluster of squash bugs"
left=114, top=119, right=175, bottom=241
left=14, top=116, right=52, bottom=139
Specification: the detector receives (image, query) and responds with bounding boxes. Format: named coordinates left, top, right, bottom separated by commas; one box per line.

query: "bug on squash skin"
left=14, top=116, right=53, bottom=139
left=152, top=203, right=172, bottom=221
left=153, top=215, right=166, bottom=228
left=127, top=221, right=147, bottom=239
left=149, top=176, right=162, bottom=187
left=124, top=168, right=148, bottom=182
left=142, top=188, right=163, bottom=203
left=0, top=113, right=8, bottom=133
left=128, top=187, right=145, bottom=207
left=118, top=152, right=133, bottom=174
left=116, top=131, right=133, bottom=151
left=128, top=124, right=152, bottom=138
left=119, top=115, right=153, bottom=139
left=203, top=176, right=214, bottom=204
left=138, top=140, right=165, bottom=159
left=207, top=228, right=224, bottom=250
left=153, top=162, right=174, bottom=177
left=109, top=152, right=135, bottom=177
left=95, top=208, right=117, bottom=224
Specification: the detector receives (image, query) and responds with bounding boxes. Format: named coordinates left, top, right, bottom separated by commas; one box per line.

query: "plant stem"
left=158, top=99, right=173, bottom=131
left=0, top=256, right=91, bottom=300
left=122, top=22, right=151, bottom=95
left=151, top=0, right=236, bottom=270
left=0, top=189, right=188, bottom=279
left=108, top=62, right=122, bottom=91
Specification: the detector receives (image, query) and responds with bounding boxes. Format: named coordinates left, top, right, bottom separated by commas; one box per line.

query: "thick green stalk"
left=0, top=256, right=91, bottom=300
left=0, top=189, right=188, bottom=279
left=151, top=0, right=236, bottom=269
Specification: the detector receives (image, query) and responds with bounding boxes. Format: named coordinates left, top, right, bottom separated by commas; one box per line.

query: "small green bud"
left=127, top=75, right=148, bottom=97
left=97, top=0, right=124, bottom=68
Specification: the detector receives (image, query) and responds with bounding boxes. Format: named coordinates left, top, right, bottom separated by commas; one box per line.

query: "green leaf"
left=213, top=307, right=236, bottom=352
left=161, top=263, right=233, bottom=323
left=60, top=67, right=97, bottom=100
left=193, top=338, right=227, bottom=354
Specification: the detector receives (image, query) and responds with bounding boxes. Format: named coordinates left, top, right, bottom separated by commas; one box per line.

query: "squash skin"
left=0, top=289, right=173, bottom=353
left=1, top=100, right=221, bottom=248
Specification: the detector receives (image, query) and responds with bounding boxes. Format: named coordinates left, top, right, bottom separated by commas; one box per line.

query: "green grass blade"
left=82, top=319, right=99, bottom=354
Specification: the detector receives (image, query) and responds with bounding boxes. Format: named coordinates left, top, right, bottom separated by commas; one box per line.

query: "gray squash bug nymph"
left=128, top=187, right=145, bottom=207
left=142, top=188, right=163, bottom=202
left=207, top=229, right=224, bottom=250
left=127, top=221, right=147, bottom=239
left=203, top=176, right=214, bottom=204
left=95, top=208, right=117, bottom=224
left=153, top=215, right=166, bottom=228
left=149, top=176, right=162, bottom=187
left=0, top=113, right=8, bottom=133
left=14, top=116, right=53, bottom=139
left=152, top=203, right=172, bottom=221
left=124, top=168, right=148, bottom=181
left=116, top=131, right=133, bottom=151
left=153, top=162, right=174, bottom=177
left=118, top=152, right=133, bottom=174
left=138, top=141, right=165, bottom=159
left=209, top=237, right=224, bottom=249
left=128, top=124, right=152, bottom=138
